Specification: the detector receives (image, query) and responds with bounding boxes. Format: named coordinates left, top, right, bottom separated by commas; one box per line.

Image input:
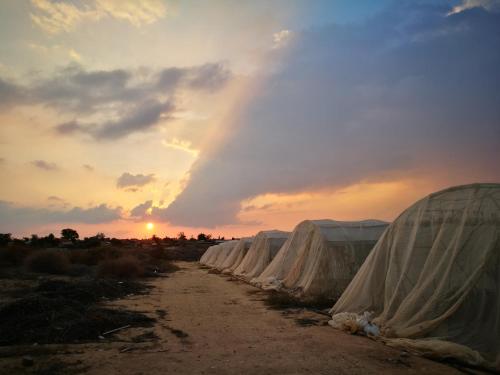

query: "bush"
left=69, top=248, right=109, bottom=266
left=24, top=250, right=70, bottom=275
left=0, top=245, right=34, bottom=267
left=97, top=256, right=144, bottom=279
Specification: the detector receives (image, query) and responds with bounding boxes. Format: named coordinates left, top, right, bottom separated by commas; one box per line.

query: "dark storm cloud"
left=0, top=63, right=231, bottom=140
left=116, top=172, right=156, bottom=189
left=31, top=160, right=59, bottom=171
left=162, top=2, right=500, bottom=227
left=0, top=201, right=122, bottom=230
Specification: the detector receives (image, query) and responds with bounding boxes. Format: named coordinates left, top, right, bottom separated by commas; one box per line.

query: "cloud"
left=28, top=42, right=83, bottom=62
left=116, top=172, right=156, bottom=189
left=47, top=195, right=69, bottom=208
left=94, top=100, right=174, bottom=139
left=47, top=195, right=64, bottom=202
left=95, top=0, right=167, bottom=27
left=161, top=138, right=199, bottom=156
left=272, top=29, right=293, bottom=49
left=448, top=0, right=500, bottom=14
left=130, top=200, right=153, bottom=217
left=0, top=78, right=23, bottom=109
left=82, top=164, right=94, bottom=171
left=0, top=200, right=122, bottom=230
left=0, top=63, right=231, bottom=140
left=31, top=160, right=59, bottom=171
left=30, top=0, right=167, bottom=34
left=162, top=2, right=500, bottom=227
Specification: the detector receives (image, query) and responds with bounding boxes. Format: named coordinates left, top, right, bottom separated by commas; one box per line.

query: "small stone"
left=22, top=355, right=34, bottom=367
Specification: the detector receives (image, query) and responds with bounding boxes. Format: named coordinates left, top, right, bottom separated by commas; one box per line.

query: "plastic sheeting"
left=330, top=183, right=500, bottom=370
left=203, top=241, right=238, bottom=267
left=200, top=244, right=220, bottom=265
left=219, top=237, right=254, bottom=273
left=252, top=219, right=388, bottom=299
left=233, top=230, right=290, bottom=280
left=212, top=239, right=251, bottom=269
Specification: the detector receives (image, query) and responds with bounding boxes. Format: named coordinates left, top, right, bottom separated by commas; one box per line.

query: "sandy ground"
left=0, top=262, right=462, bottom=374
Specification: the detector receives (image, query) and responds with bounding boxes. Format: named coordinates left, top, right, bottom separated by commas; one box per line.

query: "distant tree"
left=110, top=238, right=122, bottom=246
left=177, top=232, right=187, bottom=241
left=45, top=233, right=59, bottom=246
left=152, top=235, right=162, bottom=245
left=30, top=234, right=40, bottom=247
left=197, top=233, right=207, bottom=241
left=61, top=228, right=79, bottom=242
left=0, top=233, right=12, bottom=246
left=95, top=232, right=105, bottom=240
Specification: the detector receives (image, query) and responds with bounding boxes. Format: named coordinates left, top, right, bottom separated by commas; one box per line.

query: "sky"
left=0, top=0, right=499, bottom=239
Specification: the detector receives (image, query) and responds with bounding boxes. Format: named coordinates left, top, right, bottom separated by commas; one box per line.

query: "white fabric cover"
left=252, top=219, right=388, bottom=299
left=211, top=239, right=249, bottom=269
left=204, top=241, right=238, bottom=267
left=200, top=244, right=220, bottom=265
left=219, top=237, right=254, bottom=272
left=232, top=230, right=290, bottom=279
left=330, top=183, right=500, bottom=370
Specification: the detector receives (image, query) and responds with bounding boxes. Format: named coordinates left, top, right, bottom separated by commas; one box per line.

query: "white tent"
left=211, top=239, right=248, bottom=269
left=329, top=183, right=500, bottom=370
left=204, top=241, right=238, bottom=267
left=232, top=230, right=290, bottom=279
left=218, top=237, right=254, bottom=272
left=252, top=219, right=388, bottom=299
left=200, top=244, right=220, bottom=265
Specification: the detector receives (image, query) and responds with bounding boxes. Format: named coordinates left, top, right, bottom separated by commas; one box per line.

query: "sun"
left=146, top=222, right=154, bottom=231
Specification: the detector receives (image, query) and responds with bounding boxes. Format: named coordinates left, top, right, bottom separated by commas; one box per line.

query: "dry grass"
left=24, top=250, right=70, bottom=275
left=0, top=245, right=34, bottom=266
left=97, top=256, right=145, bottom=279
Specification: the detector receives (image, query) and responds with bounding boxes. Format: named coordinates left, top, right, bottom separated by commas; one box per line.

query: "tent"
left=232, top=230, right=290, bottom=279
left=218, top=237, right=254, bottom=272
left=204, top=241, right=238, bottom=267
left=200, top=244, right=220, bottom=265
left=329, top=183, right=500, bottom=370
left=210, top=239, right=247, bottom=269
left=252, top=219, right=388, bottom=299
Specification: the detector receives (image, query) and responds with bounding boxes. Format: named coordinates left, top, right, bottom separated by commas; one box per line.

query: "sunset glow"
left=0, top=0, right=498, bottom=239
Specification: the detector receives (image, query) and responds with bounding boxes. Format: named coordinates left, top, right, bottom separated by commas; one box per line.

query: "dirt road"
left=1, top=262, right=460, bottom=374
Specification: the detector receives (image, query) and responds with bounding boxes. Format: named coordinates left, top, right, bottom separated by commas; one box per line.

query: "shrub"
left=0, top=245, right=34, bottom=266
left=69, top=248, right=109, bottom=266
left=97, top=256, right=144, bottom=279
left=24, top=250, right=70, bottom=275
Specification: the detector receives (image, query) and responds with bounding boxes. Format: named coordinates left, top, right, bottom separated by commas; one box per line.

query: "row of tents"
left=199, top=183, right=500, bottom=370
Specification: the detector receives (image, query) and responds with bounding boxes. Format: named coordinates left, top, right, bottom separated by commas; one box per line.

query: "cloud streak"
left=0, top=200, right=122, bottom=230
left=30, top=0, right=167, bottom=34
left=116, top=172, right=156, bottom=189
left=31, top=160, right=59, bottom=171
left=0, top=63, right=231, bottom=140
